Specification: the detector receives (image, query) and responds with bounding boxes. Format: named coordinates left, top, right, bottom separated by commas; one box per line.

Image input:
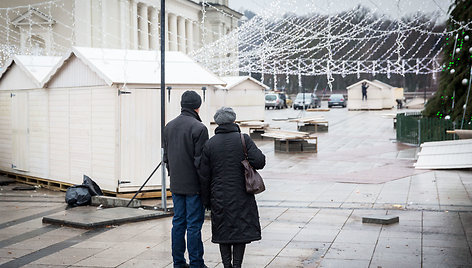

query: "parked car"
left=328, top=94, right=347, bottom=108
left=265, top=93, right=284, bottom=109
left=293, top=93, right=320, bottom=109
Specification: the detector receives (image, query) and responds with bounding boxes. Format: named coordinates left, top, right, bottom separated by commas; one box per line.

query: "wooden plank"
left=116, top=190, right=172, bottom=199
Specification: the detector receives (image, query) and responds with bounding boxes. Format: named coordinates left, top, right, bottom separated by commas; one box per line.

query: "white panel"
left=120, top=88, right=161, bottom=189
left=28, top=89, right=49, bottom=178
left=70, top=88, right=92, bottom=184
left=415, top=139, right=472, bottom=169
left=91, top=87, right=117, bottom=191
left=0, top=65, right=37, bottom=90
left=11, top=91, right=29, bottom=171
left=49, top=88, right=71, bottom=183
left=0, top=93, right=12, bottom=170
left=47, top=56, right=106, bottom=89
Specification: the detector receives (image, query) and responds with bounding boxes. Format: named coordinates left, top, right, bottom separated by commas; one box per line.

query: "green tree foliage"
left=423, top=0, right=472, bottom=123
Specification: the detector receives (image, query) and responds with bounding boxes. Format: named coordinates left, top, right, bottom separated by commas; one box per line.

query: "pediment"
left=12, top=7, right=55, bottom=26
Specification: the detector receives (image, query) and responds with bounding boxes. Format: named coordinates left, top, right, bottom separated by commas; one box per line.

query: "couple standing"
left=163, top=90, right=266, bottom=268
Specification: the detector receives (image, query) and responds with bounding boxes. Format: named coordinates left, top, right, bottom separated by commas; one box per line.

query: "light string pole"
left=461, top=67, right=472, bottom=129
left=160, top=0, right=167, bottom=211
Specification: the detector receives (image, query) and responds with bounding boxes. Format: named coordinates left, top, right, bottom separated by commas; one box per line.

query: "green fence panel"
left=396, top=112, right=458, bottom=145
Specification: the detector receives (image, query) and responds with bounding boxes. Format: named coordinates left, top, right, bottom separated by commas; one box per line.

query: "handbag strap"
left=240, top=133, right=248, bottom=158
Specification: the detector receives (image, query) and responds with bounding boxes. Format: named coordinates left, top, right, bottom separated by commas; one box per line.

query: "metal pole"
left=461, top=67, right=472, bottom=129
left=160, top=0, right=167, bottom=211
left=418, top=119, right=421, bottom=146
left=127, top=162, right=162, bottom=207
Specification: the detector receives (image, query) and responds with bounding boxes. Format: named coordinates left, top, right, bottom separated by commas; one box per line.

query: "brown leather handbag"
left=240, top=133, right=265, bottom=194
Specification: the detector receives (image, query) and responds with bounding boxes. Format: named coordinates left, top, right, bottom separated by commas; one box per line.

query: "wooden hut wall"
left=0, top=64, right=47, bottom=177
left=46, top=56, right=118, bottom=192
left=347, top=83, right=383, bottom=110
left=225, top=80, right=265, bottom=122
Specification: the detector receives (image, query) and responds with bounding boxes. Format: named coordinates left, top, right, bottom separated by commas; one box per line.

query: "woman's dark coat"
left=200, top=123, right=266, bottom=244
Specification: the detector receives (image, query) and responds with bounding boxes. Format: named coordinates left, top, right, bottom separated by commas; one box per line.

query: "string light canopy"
left=0, top=0, right=470, bottom=92
left=192, top=1, right=471, bottom=90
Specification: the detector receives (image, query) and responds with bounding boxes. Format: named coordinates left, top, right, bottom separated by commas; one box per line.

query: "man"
left=163, top=90, right=209, bottom=268
left=361, top=82, right=369, bottom=101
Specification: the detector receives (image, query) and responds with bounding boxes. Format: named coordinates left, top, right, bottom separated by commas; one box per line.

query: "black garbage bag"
left=82, top=175, right=103, bottom=196
left=65, top=185, right=92, bottom=206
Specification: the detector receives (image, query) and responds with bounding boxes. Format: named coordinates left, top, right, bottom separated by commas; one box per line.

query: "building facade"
left=0, top=0, right=241, bottom=65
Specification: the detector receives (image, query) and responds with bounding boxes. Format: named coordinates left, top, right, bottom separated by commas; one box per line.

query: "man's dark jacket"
left=200, top=123, right=265, bottom=243
left=163, top=108, right=209, bottom=195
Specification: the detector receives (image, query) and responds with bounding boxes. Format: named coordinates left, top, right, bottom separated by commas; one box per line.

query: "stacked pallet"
left=262, top=129, right=317, bottom=153
left=289, top=116, right=329, bottom=133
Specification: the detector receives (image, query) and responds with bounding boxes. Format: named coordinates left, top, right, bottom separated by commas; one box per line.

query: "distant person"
left=200, top=107, right=266, bottom=268
left=362, top=82, right=369, bottom=101
left=163, top=90, right=209, bottom=268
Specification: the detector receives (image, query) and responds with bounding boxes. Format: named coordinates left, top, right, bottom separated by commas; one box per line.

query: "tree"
left=423, top=0, right=472, bottom=124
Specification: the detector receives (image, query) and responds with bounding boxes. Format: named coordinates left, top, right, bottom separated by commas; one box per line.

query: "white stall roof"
left=347, top=79, right=385, bottom=90
left=43, top=47, right=225, bottom=86
left=217, top=76, right=269, bottom=90
left=0, top=55, right=61, bottom=87
left=415, top=139, right=472, bottom=169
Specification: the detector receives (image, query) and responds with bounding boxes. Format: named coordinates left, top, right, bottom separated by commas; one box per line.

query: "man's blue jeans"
left=172, top=193, right=205, bottom=268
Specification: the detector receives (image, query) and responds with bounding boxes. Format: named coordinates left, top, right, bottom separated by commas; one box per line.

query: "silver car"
left=293, top=93, right=320, bottom=109
left=265, top=93, right=283, bottom=109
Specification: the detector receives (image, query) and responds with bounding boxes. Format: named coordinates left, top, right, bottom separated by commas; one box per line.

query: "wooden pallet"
left=0, top=169, right=170, bottom=199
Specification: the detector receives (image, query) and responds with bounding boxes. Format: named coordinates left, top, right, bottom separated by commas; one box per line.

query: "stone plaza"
left=0, top=107, right=471, bottom=267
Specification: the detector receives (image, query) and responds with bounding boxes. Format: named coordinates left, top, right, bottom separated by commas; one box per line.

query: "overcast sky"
left=228, top=0, right=452, bottom=20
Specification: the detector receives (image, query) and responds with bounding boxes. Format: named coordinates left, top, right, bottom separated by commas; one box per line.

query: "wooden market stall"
left=0, top=55, right=61, bottom=180
left=210, top=76, right=268, bottom=123
left=347, top=79, right=392, bottom=110
left=0, top=47, right=225, bottom=194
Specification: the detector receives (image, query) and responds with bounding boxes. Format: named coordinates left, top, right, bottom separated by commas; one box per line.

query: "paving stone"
left=268, top=256, right=305, bottom=267
left=323, top=242, right=375, bottom=260
left=318, top=258, right=370, bottom=268
left=362, top=215, right=399, bottom=224
left=423, top=246, right=472, bottom=266
left=42, top=207, right=172, bottom=229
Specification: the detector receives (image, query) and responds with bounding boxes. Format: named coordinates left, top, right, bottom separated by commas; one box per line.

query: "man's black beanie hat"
left=181, top=90, right=202, bottom=109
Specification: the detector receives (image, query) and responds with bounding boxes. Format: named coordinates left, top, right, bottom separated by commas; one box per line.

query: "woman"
left=200, top=107, right=266, bottom=268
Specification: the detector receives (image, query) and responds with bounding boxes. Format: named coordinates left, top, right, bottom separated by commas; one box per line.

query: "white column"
left=164, top=12, right=169, bottom=51
left=138, top=3, right=149, bottom=50
left=101, top=0, right=108, bottom=48
left=149, top=7, right=159, bottom=50
left=177, top=16, right=186, bottom=53
left=74, top=0, right=92, bottom=46
left=168, top=13, right=178, bottom=51
left=90, top=0, right=102, bottom=47
left=193, top=23, right=200, bottom=50
left=185, top=20, right=193, bottom=53
left=130, top=0, right=139, bottom=49
left=120, top=0, right=130, bottom=49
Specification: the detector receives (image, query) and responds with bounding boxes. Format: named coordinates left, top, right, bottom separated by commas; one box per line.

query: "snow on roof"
left=0, top=55, right=61, bottom=87
left=218, top=76, right=269, bottom=90
left=43, top=47, right=225, bottom=86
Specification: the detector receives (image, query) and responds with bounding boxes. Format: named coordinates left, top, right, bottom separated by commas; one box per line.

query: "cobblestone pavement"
left=0, top=106, right=471, bottom=267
